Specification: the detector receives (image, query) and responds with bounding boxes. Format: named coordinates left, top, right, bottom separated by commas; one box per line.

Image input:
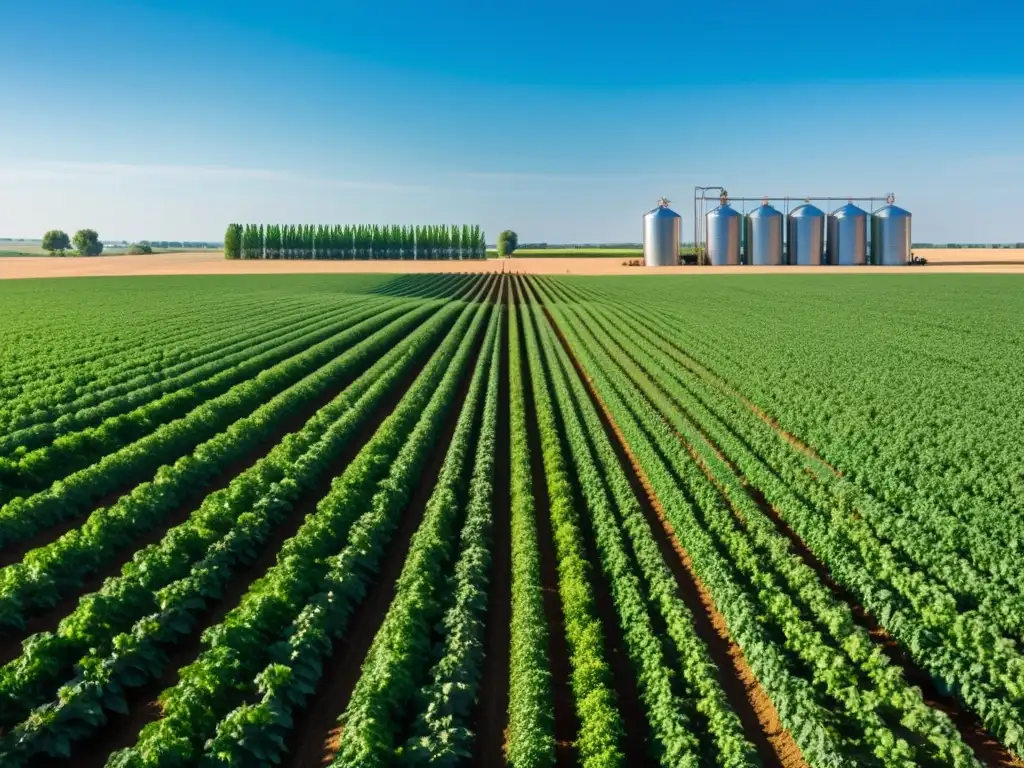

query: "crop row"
left=0, top=297, right=372, bottom=455
left=104, top=275, right=496, bottom=765
left=0, top=276, right=494, bottom=763
left=531, top=277, right=994, bottom=767
left=544, top=276, right=1024, bottom=761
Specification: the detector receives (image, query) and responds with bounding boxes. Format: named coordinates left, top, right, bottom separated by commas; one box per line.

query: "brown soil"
left=0, top=342, right=393, bottom=664
left=61, top=348, right=437, bottom=768
left=620, top=324, right=1024, bottom=768
left=743, top=488, right=1024, bottom=768
left=4, top=250, right=1024, bottom=280
left=519, top=278, right=650, bottom=763
left=516, top=279, right=579, bottom=765
left=532, top=291, right=803, bottom=768
left=0, top=317, right=362, bottom=570
left=0, top=308, right=431, bottom=665
left=289, top=297, right=489, bottom=768
left=472, top=278, right=513, bottom=766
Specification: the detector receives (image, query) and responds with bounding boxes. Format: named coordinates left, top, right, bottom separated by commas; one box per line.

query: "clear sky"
left=1, top=0, right=1022, bottom=244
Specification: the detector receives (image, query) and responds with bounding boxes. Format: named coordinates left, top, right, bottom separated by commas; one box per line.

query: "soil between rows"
left=287, top=293, right=491, bottom=768
left=515, top=277, right=579, bottom=765
left=52, top=340, right=443, bottom=768
left=531, top=279, right=801, bottom=768
left=0, top=307, right=434, bottom=666
left=561, top=281, right=1024, bottom=768
left=521, top=276, right=649, bottom=764
left=631, top=317, right=1024, bottom=765
left=471, top=277, right=513, bottom=766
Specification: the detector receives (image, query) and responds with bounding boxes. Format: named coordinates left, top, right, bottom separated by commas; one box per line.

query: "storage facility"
left=642, top=188, right=914, bottom=267
left=642, top=198, right=681, bottom=267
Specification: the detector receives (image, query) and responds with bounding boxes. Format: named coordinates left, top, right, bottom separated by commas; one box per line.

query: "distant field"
left=0, top=241, right=215, bottom=257
left=5, top=248, right=1024, bottom=279
left=486, top=248, right=643, bottom=258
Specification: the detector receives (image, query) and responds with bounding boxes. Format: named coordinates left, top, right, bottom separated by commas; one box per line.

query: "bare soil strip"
left=516, top=281, right=579, bottom=765
left=4, top=250, right=1024, bottom=280
left=291, top=306, right=490, bottom=768
left=62, top=355, right=435, bottom=768
left=537, top=300, right=803, bottom=768
left=472, top=279, right=513, bottom=766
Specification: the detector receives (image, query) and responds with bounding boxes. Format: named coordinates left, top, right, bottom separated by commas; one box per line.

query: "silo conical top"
left=789, top=203, right=825, bottom=218
left=873, top=204, right=912, bottom=219
left=831, top=202, right=868, bottom=218
left=646, top=198, right=681, bottom=218
left=747, top=202, right=783, bottom=219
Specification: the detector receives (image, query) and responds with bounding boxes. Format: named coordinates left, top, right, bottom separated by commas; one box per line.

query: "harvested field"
left=0, top=271, right=1022, bottom=767
left=3, top=248, right=1024, bottom=279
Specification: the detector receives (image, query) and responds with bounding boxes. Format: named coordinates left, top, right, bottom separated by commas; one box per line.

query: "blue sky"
left=1, top=0, right=1022, bottom=243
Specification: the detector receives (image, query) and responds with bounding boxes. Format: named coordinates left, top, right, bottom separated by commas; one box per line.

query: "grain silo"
left=643, top=198, right=681, bottom=267
left=826, top=202, right=868, bottom=265
left=745, top=202, right=784, bottom=265
left=787, top=203, right=826, bottom=266
left=870, top=197, right=912, bottom=265
left=706, top=198, right=742, bottom=265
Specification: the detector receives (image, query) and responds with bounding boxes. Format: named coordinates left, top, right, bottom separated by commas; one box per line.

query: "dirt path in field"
left=289, top=303, right=490, bottom=768
left=4, top=249, right=1024, bottom=280
left=532, top=288, right=804, bottom=768
left=61, top=348, right=440, bottom=768
left=515, top=279, right=579, bottom=765
left=472, top=278, right=513, bottom=766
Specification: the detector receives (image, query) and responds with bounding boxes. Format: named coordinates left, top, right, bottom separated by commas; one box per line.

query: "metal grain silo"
left=745, top=202, right=784, bottom=265
left=826, top=202, right=868, bottom=265
left=870, top=198, right=912, bottom=265
left=706, top=201, right=741, bottom=265
left=786, top=203, right=826, bottom=266
left=643, top=198, right=681, bottom=267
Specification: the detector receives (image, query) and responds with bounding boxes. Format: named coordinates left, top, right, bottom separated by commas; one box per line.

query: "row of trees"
left=41, top=229, right=104, bottom=257
left=223, top=224, right=487, bottom=260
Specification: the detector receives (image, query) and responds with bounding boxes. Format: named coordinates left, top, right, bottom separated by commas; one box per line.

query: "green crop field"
left=0, top=272, right=1020, bottom=767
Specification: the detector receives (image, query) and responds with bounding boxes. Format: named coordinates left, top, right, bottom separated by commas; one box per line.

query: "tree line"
left=223, top=223, right=487, bottom=260
left=41, top=229, right=104, bottom=257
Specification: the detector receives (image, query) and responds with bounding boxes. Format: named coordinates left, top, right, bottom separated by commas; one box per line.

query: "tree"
left=72, top=229, right=104, bottom=256
left=497, top=230, right=519, bottom=258
left=222, top=225, right=242, bottom=259
left=41, top=230, right=71, bottom=256
left=127, top=242, right=153, bottom=255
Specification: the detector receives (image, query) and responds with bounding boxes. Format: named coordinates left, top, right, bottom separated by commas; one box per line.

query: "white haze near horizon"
left=1, top=156, right=1022, bottom=246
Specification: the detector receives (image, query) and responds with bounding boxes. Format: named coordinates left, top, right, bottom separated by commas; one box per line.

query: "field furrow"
left=0, top=270, right=1019, bottom=767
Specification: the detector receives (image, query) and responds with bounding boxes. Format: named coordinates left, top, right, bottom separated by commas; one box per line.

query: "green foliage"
left=224, top=223, right=487, bottom=260
left=498, top=230, right=519, bottom=257
left=71, top=229, right=103, bottom=257
left=519, top=282, right=625, bottom=766
left=126, top=242, right=153, bottom=255
left=111, top=281, right=489, bottom=766
left=223, top=224, right=242, bottom=259
left=532, top=274, right=1003, bottom=767
left=504, top=292, right=557, bottom=768
left=41, top=230, right=71, bottom=256
left=2, top=273, right=1022, bottom=766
